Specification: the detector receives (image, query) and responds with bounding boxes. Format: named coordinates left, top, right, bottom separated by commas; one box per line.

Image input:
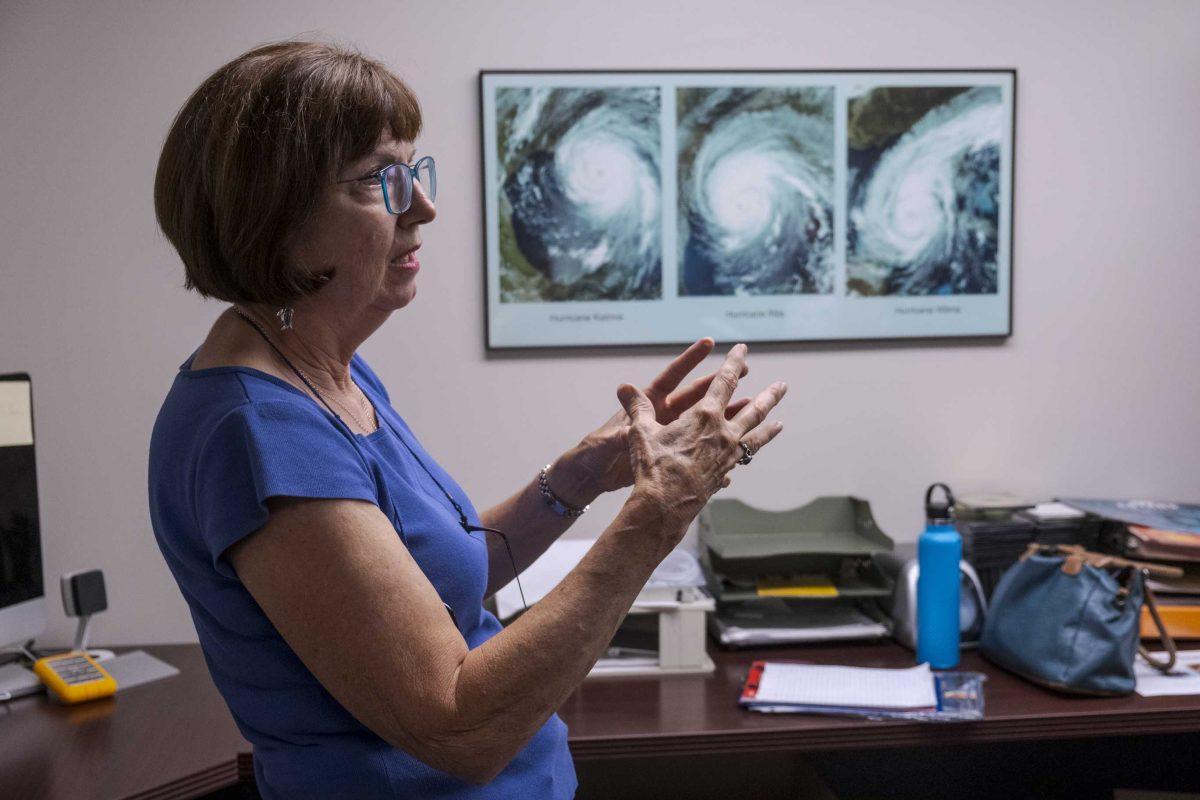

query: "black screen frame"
left=0, top=372, right=43, bottom=609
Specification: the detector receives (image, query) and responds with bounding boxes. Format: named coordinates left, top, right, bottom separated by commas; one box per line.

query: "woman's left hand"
left=553, top=338, right=752, bottom=500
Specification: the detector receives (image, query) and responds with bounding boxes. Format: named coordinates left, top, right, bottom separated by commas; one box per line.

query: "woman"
left=149, top=40, right=785, bottom=799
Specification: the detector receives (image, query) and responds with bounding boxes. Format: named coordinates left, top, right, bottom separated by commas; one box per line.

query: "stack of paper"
left=1062, top=499, right=1200, bottom=640
left=712, top=600, right=889, bottom=647
left=740, top=661, right=939, bottom=716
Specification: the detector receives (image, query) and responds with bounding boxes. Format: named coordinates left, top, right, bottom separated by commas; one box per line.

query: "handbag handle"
left=1022, top=543, right=1185, bottom=579
left=1138, top=577, right=1178, bottom=673
left=1021, top=544, right=1179, bottom=673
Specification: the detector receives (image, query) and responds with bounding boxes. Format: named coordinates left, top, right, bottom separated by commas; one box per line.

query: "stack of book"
left=698, top=497, right=894, bottom=648
left=1064, top=499, right=1200, bottom=641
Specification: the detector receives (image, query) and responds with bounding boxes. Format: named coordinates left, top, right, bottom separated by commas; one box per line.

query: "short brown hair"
left=154, top=39, right=422, bottom=304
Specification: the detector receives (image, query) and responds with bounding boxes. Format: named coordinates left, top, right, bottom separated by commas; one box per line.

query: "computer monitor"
left=0, top=373, right=45, bottom=650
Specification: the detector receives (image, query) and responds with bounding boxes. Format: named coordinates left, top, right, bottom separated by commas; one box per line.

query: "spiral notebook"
left=740, top=661, right=938, bottom=713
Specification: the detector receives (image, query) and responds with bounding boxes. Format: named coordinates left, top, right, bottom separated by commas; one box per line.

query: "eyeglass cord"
left=232, top=308, right=528, bottom=615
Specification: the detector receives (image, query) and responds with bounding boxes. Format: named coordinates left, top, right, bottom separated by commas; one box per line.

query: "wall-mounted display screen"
left=480, top=70, right=1015, bottom=349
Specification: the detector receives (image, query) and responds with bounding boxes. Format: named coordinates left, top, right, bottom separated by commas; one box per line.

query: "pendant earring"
left=276, top=306, right=295, bottom=331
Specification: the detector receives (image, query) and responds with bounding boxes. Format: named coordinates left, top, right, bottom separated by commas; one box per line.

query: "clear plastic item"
left=748, top=671, right=987, bottom=722
left=920, top=670, right=987, bottom=721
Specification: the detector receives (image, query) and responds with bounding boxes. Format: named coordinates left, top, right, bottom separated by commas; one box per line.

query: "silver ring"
left=737, top=441, right=755, bottom=466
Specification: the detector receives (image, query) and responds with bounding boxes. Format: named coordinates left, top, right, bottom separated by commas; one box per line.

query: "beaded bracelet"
left=538, top=464, right=589, bottom=518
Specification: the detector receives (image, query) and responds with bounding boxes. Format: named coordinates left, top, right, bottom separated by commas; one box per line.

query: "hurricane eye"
left=498, top=86, right=660, bottom=292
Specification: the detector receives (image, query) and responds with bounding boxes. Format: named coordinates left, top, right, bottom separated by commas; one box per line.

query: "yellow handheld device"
left=33, top=651, right=117, bottom=704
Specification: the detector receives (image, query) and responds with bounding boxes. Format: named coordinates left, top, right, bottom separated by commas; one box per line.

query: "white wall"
left=2, top=0, right=1198, bottom=647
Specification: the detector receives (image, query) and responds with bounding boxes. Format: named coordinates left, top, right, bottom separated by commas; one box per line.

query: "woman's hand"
left=552, top=338, right=753, bottom=502
left=618, top=343, right=786, bottom=539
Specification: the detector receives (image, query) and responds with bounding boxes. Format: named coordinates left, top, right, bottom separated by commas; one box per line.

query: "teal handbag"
left=980, top=544, right=1179, bottom=696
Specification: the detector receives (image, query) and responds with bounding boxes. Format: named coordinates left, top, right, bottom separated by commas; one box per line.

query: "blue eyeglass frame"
left=337, top=155, right=437, bottom=215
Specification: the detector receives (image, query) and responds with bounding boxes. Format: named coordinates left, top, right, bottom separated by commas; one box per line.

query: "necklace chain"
left=294, top=365, right=375, bottom=433
left=232, top=307, right=376, bottom=434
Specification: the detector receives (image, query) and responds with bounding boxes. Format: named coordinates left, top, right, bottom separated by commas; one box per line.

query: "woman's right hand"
left=616, top=343, right=786, bottom=545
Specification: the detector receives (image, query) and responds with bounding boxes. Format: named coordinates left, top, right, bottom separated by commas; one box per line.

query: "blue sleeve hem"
left=193, top=399, right=382, bottom=580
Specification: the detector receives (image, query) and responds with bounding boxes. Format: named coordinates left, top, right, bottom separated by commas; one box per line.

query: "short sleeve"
left=193, top=400, right=380, bottom=580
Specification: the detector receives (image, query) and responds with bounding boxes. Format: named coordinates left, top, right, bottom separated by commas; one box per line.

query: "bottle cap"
left=924, top=483, right=956, bottom=525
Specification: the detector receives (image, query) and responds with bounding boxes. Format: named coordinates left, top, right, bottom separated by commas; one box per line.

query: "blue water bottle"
left=917, top=483, right=962, bottom=669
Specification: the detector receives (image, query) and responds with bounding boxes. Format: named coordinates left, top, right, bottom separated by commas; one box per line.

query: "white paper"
left=494, top=539, right=703, bottom=619
left=1135, top=649, right=1200, bottom=697
left=0, top=381, right=33, bottom=447
left=720, top=622, right=889, bottom=646
left=495, top=539, right=595, bottom=619
left=752, top=662, right=937, bottom=710
left=718, top=603, right=889, bottom=645
left=1027, top=502, right=1086, bottom=520
left=644, top=549, right=705, bottom=588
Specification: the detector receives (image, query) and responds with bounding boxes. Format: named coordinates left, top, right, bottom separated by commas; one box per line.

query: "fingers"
left=729, top=381, right=788, bottom=436
left=664, top=361, right=749, bottom=416
left=644, top=338, right=714, bottom=404
left=616, top=383, right=656, bottom=425
left=703, top=343, right=748, bottom=407
left=724, top=397, right=751, bottom=420
left=739, top=420, right=784, bottom=455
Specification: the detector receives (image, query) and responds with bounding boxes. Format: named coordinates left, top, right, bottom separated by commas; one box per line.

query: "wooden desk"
left=562, top=640, right=1200, bottom=758
left=0, top=645, right=249, bottom=800
left=2, top=642, right=1199, bottom=799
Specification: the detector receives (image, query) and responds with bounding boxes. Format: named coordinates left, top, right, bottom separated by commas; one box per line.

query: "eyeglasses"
left=337, top=155, right=437, bottom=215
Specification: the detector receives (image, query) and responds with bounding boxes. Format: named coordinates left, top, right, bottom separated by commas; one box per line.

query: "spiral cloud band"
left=847, top=86, right=1003, bottom=296
left=678, top=87, right=835, bottom=296
left=497, top=87, right=661, bottom=302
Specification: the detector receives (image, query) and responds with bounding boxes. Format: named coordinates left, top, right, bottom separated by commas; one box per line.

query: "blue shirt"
left=148, top=352, right=576, bottom=799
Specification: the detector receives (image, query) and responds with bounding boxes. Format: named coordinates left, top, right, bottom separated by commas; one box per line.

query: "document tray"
left=699, top=496, right=895, bottom=581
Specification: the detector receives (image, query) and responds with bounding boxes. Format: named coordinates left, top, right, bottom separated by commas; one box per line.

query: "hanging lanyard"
left=232, top=309, right=528, bottom=612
